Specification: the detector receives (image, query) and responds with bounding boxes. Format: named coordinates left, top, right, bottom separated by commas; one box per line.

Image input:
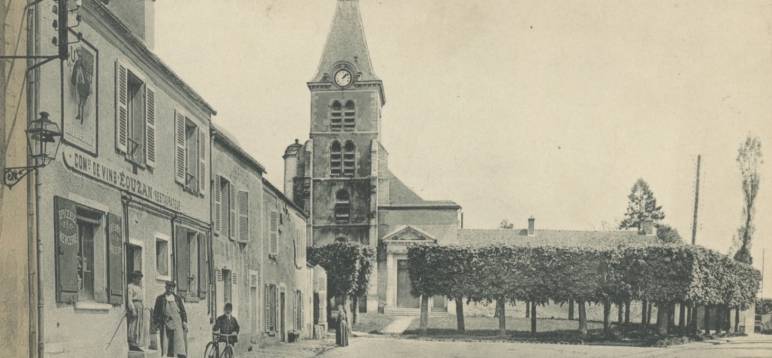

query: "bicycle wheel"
left=203, top=341, right=219, bottom=358
left=221, top=345, right=234, bottom=358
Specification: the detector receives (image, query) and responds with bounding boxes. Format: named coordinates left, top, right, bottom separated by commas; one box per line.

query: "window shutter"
left=175, top=226, right=190, bottom=297
left=198, top=128, right=206, bottom=195
left=198, top=233, right=208, bottom=298
left=214, top=176, right=222, bottom=234
left=107, top=213, right=124, bottom=305
left=270, top=212, right=278, bottom=255
left=144, top=86, right=156, bottom=167
left=229, top=184, right=236, bottom=240
left=238, top=191, right=249, bottom=243
left=174, top=110, right=186, bottom=184
left=264, top=285, right=270, bottom=331
left=115, top=61, right=128, bottom=153
left=54, top=197, right=80, bottom=303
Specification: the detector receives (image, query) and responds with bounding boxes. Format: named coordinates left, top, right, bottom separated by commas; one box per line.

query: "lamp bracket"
left=3, top=166, right=40, bottom=188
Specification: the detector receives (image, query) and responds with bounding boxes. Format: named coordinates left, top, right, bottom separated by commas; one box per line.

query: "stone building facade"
left=31, top=1, right=216, bottom=357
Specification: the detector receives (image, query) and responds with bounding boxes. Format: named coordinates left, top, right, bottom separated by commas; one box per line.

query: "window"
left=269, top=211, right=279, bottom=256
left=330, top=141, right=342, bottom=176
left=175, top=110, right=206, bottom=195
left=184, top=121, right=199, bottom=192
left=295, top=290, right=303, bottom=330
left=343, top=100, right=355, bottom=131
left=330, top=101, right=342, bottom=132
left=335, top=190, right=350, bottom=224
left=223, top=269, right=232, bottom=307
left=264, top=284, right=278, bottom=333
left=77, top=215, right=97, bottom=301
left=215, top=176, right=235, bottom=239
left=343, top=141, right=355, bottom=177
left=173, top=226, right=208, bottom=299
left=54, top=197, right=123, bottom=305
left=115, top=62, right=156, bottom=168
left=238, top=190, right=249, bottom=243
left=155, top=235, right=171, bottom=279
left=127, top=73, right=145, bottom=164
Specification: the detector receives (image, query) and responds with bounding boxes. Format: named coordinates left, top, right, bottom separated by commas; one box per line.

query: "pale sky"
left=155, top=0, right=772, bottom=296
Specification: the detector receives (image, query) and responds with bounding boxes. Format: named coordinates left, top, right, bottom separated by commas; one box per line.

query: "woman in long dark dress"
left=335, top=305, right=349, bottom=347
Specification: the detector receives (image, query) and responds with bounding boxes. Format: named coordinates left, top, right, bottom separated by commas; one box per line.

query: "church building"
left=282, top=0, right=462, bottom=315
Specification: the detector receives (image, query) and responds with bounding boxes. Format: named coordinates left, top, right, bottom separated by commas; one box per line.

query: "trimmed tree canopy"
left=308, top=242, right=374, bottom=299
left=407, top=243, right=760, bottom=309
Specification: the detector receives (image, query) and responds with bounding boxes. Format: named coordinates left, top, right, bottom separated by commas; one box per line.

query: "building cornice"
left=307, top=80, right=386, bottom=105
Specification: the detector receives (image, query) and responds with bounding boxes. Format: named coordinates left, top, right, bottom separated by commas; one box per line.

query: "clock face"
left=334, top=69, right=352, bottom=87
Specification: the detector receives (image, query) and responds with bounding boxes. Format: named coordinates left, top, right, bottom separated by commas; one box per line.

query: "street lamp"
left=3, top=112, right=62, bottom=188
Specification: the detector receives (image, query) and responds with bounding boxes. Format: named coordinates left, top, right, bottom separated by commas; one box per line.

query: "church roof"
left=456, top=229, right=662, bottom=248
left=381, top=169, right=460, bottom=209
left=312, top=0, right=379, bottom=82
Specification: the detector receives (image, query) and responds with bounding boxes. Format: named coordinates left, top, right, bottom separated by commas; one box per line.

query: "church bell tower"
left=305, top=0, right=385, bottom=247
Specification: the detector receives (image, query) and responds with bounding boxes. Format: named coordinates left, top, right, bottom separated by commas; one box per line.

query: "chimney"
left=103, top=0, right=156, bottom=49
left=527, top=216, right=535, bottom=236
left=283, top=139, right=301, bottom=200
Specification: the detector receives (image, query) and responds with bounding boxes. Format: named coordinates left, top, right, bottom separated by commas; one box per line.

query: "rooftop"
left=456, top=228, right=662, bottom=248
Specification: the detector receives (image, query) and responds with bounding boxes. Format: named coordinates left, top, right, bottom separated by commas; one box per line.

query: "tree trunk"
left=617, top=303, right=624, bottom=325
left=525, top=301, right=530, bottom=318
left=530, top=301, right=537, bottom=336
left=688, top=304, right=697, bottom=335
left=603, top=300, right=612, bottom=336
left=420, top=295, right=429, bottom=336
left=668, top=303, right=676, bottom=330
left=704, top=305, right=711, bottom=334
left=497, top=298, right=507, bottom=337
left=678, top=303, right=686, bottom=330
left=578, top=300, right=588, bottom=336
left=725, top=305, right=732, bottom=332
left=646, top=302, right=653, bottom=326
left=734, top=307, right=740, bottom=333
left=641, top=299, right=648, bottom=326
left=455, top=297, right=465, bottom=333
left=352, top=296, right=359, bottom=325
left=568, top=300, right=575, bottom=320
left=656, top=303, right=668, bottom=336
left=624, top=300, right=631, bottom=324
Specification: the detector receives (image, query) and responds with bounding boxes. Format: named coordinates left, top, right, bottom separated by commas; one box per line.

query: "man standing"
left=153, top=281, right=188, bottom=358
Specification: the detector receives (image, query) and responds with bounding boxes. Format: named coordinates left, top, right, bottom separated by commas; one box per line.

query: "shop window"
left=54, top=197, right=123, bottom=305
left=156, top=235, right=171, bottom=280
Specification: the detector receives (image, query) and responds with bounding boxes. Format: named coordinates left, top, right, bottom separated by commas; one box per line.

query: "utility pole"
left=691, top=155, right=701, bottom=245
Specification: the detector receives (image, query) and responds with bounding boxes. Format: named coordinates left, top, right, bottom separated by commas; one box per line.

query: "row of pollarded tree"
left=406, top=243, right=760, bottom=337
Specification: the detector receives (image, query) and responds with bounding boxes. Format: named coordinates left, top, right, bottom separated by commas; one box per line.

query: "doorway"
left=396, top=259, right=419, bottom=308
left=127, top=244, right=142, bottom=277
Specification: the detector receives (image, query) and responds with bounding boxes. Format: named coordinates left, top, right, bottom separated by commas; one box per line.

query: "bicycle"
left=203, top=332, right=238, bottom=358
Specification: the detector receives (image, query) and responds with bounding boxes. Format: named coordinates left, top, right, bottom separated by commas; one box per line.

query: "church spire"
left=312, top=0, right=379, bottom=83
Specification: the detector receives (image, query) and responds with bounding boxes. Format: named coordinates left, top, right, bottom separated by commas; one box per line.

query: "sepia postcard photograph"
left=1, top=0, right=772, bottom=357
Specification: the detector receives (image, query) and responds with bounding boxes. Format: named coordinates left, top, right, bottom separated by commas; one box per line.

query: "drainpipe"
left=208, top=127, right=214, bottom=320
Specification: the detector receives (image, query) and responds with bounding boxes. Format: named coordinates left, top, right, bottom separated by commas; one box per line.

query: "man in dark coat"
left=153, top=281, right=188, bottom=357
left=213, top=303, right=240, bottom=345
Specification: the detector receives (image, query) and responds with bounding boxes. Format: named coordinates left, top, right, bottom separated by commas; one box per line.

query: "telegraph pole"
left=691, top=155, right=701, bottom=245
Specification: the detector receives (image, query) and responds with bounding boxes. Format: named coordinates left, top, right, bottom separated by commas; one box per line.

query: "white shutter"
left=229, top=184, right=236, bottom=239
left=145, top=86, right=156, bottom=167
left=214, top=176, right=222, bottom=234
left=115, top=61, right=128, bottom=153
left=238, top=191, right=249, bottom=242
left=198, top=128, right=206, bottom=195
left=174, top=110, right=186, bottom=184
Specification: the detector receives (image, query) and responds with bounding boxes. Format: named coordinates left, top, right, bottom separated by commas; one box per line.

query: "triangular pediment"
left=382, top=225, right=436, bottom=242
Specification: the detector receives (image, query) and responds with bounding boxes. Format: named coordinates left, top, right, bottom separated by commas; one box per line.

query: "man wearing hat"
left=153, top=281, right=188, bottom=357
left=127, top=271, right=145, bottom=351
